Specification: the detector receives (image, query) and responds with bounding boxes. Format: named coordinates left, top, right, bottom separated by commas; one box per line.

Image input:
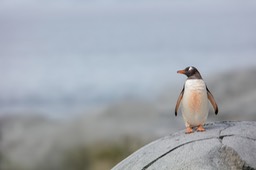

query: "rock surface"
left=112, top=121, right=256, bottom=170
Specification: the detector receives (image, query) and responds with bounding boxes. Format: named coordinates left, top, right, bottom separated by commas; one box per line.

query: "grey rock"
left=112, top=121, right=256, bottom=170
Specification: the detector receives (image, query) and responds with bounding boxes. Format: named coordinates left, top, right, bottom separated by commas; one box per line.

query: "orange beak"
left=177, top=69, right=186, bottom=74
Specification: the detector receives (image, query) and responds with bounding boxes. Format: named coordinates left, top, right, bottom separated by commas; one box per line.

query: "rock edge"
left=112, top=121, right=256, bottom=170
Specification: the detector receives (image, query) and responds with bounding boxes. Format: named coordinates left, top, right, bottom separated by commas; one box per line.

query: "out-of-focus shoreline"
left=1, top=68, right=256, bottom=169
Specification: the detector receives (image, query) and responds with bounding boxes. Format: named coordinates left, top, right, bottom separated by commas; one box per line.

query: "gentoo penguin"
left=175, top=66, right=218, bottom=134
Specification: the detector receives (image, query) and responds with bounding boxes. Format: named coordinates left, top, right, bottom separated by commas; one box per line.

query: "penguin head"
left=177, top=66, right=202, bottom=79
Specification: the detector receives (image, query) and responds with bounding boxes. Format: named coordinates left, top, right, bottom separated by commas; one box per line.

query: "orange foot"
left=185, top=127, right=194, bottom=134
left=197, top=125, right=205, bottom=132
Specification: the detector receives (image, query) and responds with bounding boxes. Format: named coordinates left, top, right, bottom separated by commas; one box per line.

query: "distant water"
left=0, top=1, right=256, bottom=118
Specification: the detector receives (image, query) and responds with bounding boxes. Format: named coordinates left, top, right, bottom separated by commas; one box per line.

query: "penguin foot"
left=197, top=125, right=205, bottom=132
left=185, top=127, right=194, bottom=134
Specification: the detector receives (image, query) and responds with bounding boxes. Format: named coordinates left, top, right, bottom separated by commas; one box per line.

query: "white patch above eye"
left=189, top=66, right=193, bottom=71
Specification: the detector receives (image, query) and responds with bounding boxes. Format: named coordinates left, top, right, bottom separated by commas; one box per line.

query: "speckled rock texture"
left=112, top=121, right=256, bottom=170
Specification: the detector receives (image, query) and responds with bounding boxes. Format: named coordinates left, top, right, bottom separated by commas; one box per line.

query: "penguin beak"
left=177, top=69, right=186, bottom=74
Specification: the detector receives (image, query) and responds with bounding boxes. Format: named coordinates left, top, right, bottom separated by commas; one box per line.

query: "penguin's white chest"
left=182, top=79, right=209, bottom=126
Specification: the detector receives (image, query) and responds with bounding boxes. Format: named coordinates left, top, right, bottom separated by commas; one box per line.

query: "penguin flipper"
left=175, top=86, right=184, bottom=116
left=206, top=86, right=218, bottom=115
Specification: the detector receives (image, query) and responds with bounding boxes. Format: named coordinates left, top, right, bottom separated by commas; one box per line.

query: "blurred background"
left=0, top=0, right=256, bottom=169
